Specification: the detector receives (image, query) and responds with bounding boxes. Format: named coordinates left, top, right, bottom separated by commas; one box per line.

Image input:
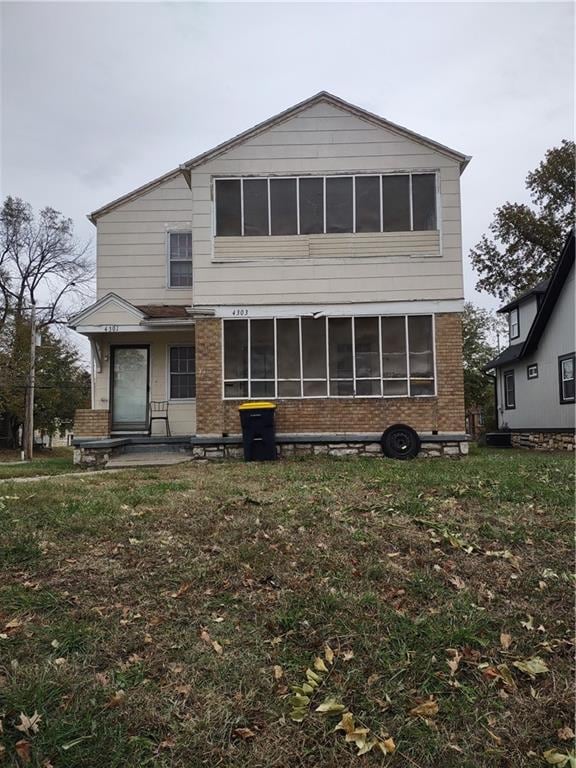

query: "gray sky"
left=1, top=1, right=574, bottom=354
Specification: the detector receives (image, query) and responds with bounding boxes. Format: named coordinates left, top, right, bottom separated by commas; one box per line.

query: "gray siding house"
left=485, top=230, right=575, bottom=450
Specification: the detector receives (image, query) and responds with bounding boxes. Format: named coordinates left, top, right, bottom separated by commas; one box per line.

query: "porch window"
left=215, top=173, right=438, bottom=236
left=504, top=370, right=515, bottom=409
left=169, top=346, right=196, bottom=399
left=168, top=231, right=192, bottom=287
left=223, top=314, right=435, bottom=398
left=559, top=353, right=575, bottom=403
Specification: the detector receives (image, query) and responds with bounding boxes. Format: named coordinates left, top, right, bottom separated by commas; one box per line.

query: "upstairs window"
left=168, top=231, right=192, bottom=287
left=509, top=308, right=519, bottom=340
left=559, top=353, right=575, bottom=403
left=214, top=173, right=438, bottom=236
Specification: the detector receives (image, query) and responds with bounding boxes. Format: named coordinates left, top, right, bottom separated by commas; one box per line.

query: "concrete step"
left=105, top=451, right=193, bottom=469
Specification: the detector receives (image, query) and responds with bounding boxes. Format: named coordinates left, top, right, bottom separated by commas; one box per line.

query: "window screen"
left=412, top=174, right=437, bottom=230
left=243, top=179, right=269, bottom=236
left=270, top=178, right=297, bottom=235
left=382, top=175, right=410, bottom=231
left=299, top=177, right=324, bottom=234
left=169, top=347, right=196, bottom=398
left=215, top=180, right=241, bottom=236
left=355, top=176, right=381, bottom=233
left=326, top=177, right=353, bottom=233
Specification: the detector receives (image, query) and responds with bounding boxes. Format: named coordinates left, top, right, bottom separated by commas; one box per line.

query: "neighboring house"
left=69, top=91, right=471, bottom=457
left=484, top=230, right=575, bottom=450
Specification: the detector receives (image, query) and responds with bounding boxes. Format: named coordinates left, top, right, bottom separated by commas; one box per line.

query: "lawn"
left=0, top=448, right=77, bottom=480
left=0, top=449, right=573, bottom=767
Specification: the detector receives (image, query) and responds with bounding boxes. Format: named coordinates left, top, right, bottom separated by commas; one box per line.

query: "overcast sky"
left=1, top=1, right=574, bottom=355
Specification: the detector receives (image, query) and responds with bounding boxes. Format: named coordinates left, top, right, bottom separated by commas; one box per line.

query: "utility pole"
left=22, top=301, right=36, bottom=461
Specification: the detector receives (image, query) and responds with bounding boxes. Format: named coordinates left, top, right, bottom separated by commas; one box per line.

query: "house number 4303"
left=231, top=309, right=248, bottom=317
left=103, top=324, right=119, bottom=332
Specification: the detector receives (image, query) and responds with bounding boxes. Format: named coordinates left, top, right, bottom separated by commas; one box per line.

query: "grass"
left=0, top=448, right=573, bottom=767
left=0, top=448, right=77, bottom=479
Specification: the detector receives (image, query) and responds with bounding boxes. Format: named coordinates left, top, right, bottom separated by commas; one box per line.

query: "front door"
left=110, top=346, right=150, bottom=432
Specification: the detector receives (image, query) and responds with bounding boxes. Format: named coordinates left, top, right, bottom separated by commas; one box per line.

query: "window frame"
left=222, top=314, right=436, bottom=400
left=213, top=172, right=439, bottom=237
left=166, top=229, right=193, bottom=289
left=509, top=308, right=520, bottom=340
left=167, top=345, right=196, bottom=401
left=558, top=352, right=575, bottom=404
left=526, top=363, right=538, bottom=380
left=503, top=369, right=516, bottom=409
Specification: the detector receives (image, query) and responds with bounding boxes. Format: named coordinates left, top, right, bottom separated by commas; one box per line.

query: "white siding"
left=95, top=100, right=464, bottom=308
left=498, top=265, right=575, bottom=430
left=96, top=175, right=193, bottom=305
left=92, top=330, right=196, bottom=435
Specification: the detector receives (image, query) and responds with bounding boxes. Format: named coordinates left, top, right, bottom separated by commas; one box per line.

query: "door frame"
left=110, top=344, right=151, bottom=433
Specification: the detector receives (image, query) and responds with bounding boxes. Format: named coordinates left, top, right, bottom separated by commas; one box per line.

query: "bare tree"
left=0, top=196, right=93, bottom=455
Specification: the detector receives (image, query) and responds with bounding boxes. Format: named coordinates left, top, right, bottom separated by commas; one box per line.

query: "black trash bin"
left=238, top=401, right=277, bottom=461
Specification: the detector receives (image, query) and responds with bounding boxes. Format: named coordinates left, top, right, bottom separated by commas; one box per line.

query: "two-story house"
left=484, top=229, right=575, bottom=450
left=70, top=92, right=471, bottom=462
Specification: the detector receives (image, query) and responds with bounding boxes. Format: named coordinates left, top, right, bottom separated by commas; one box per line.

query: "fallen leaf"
left=15, top=740, right=31, bottom=764
left=342, top=650, right=354, bottom=661
left=324, top=644, right=334, bottom=664
left=446, top=648, right=462, bottom=675
left=543, top=749, right=571, bottom=766
left=313, top=657, right=328, bottom=673
left=367, top=673, right=381, bottom=686
left=315, top=697, right=346, bottom=714
left=448, top=575, right=466, bottom=591
left=273, top=665, right=283, bottom=681
left=15, top=711, right=42, bottom=737
left=521, top=615, right=534, bottom=631
left=233, top=727, right=256, bottom=739
left=106, top=690, right=126, bottom=708
left=500, top=632, right=513, bottom=650
left=211, top=640, right=223, bottom=655
left=410, top=698, right=439, bottom=717
left=170, top=583, right=191, bottom=599
left=558, top=726, right=575, bottom=741
left=512, top=657, right=549, bottom=678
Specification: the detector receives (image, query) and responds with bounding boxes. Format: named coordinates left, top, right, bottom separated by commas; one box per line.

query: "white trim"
left=213, top=298, right=464, bottom=318
left=68, top=293, right=145, bottom=327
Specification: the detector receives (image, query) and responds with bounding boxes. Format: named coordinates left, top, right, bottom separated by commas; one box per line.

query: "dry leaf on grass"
left=448, top=575, right=466, bottom=591
left=15, top=712, right=42, bottom=737
left=272, top=665, right=283, bottom=681
left=324, top=644, right=334, bottom=664
left=234, top=727, right=256, bottom=739
left=106, top=690, right=126, bottom=708
left=200, top=629, right=224, bottom=655
left=170, top=583, right=191, bottom=599
left=15, top=740, right=31, bottom=764
left=342, top=650, right=354, bottom=661
left=558, top=726, right=575, bottom=741
left=313, top=657, right=328, bottom=673
left=512, top=657, right=549, bottom=678
left=410, top=697, right=439, bottom=718
left=543, top=748, right=575, bottom=766
left=500, top=632, right=513, bottom=650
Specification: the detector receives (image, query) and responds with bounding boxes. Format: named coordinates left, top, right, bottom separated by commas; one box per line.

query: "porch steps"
left=105, top=450, right=193, bottom=469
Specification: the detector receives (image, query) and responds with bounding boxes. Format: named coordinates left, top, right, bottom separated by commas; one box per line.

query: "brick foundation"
left=511, top=431, right=575, bottom=451
left=73, top=409, right=110, bottom=438
left=195, top=313, right=465, bottom=436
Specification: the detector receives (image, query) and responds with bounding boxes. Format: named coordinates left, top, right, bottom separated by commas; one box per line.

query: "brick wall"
left=196, top=313, right=465, bottom=436
left=74, top=409, right=110, bottom=438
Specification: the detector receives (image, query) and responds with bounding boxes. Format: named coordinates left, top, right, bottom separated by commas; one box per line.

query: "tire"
left=381, top=423, right=421, bottom=460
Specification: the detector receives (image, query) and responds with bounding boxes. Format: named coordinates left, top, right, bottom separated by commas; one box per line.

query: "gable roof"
left=68, top=292, right=145, bottom=327
left=484, top=230, right=575, bottom=370
left=498, top=278, right=550, bottom=314
left=88, top=91, right=471, bottom=224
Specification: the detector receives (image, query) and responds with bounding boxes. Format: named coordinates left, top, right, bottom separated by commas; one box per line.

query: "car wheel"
left=381, top=423, right=421, bottom=460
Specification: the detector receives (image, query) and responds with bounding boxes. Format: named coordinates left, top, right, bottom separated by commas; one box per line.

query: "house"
left=69, top=91, right=471, bottom=462
left=484, top=230, right=575, bottom=450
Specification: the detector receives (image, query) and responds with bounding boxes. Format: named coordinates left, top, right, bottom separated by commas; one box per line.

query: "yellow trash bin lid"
left=238, top=401, right=277, bottom=411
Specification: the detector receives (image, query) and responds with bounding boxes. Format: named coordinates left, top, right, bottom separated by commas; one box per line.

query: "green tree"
left=470, top=140, right=575, bottom=301
left=462, top=303, right=505, bottom=426
left=0, top=318, right=90, bottom=447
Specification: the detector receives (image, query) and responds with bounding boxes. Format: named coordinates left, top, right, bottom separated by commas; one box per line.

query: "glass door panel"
left=111, top=347, right=149, bottom=431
